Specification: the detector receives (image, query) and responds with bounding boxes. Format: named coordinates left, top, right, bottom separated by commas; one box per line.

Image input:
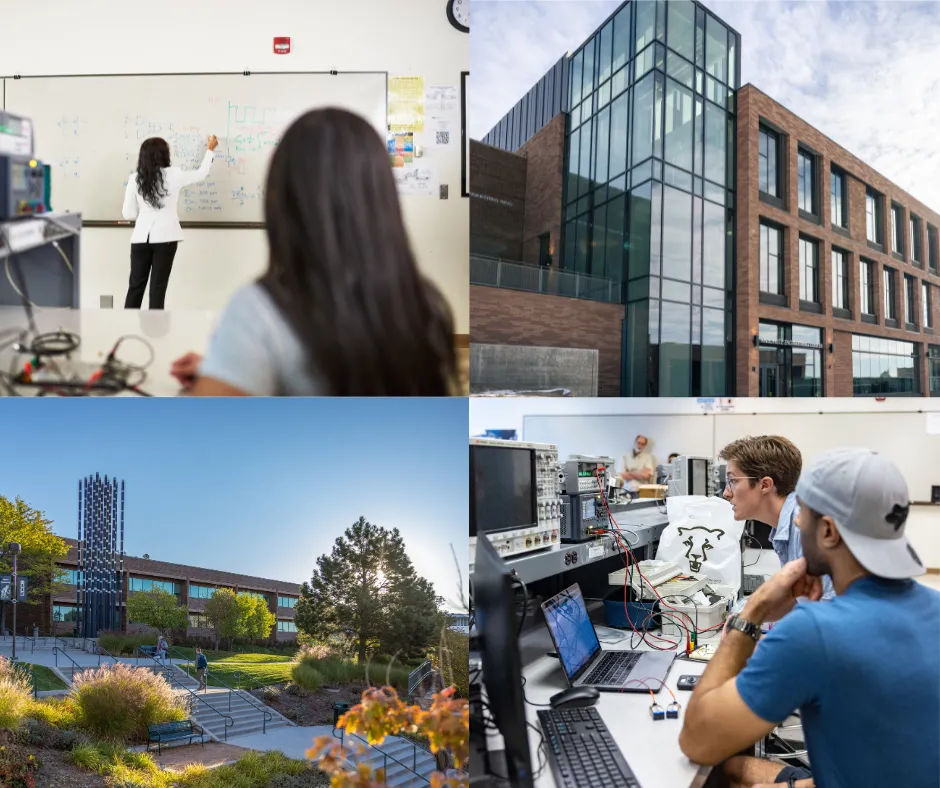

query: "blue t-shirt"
left=737, top=576, right=940, bottom=788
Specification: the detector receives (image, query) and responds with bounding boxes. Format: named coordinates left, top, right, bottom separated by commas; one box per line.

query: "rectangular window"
left=189, top=584, right=216, bottom=599
left=277, top=621, right=298, bottom=633
left=923, top=282, right=932, bottom=329
left=830, top=167, right=846, bottom=228
left=905, top=274, right=916, bottom=325
left=240, top=591, right=267, bottom=601
left=866, top=190, right=882, bottom=245
left=832, top=249, right=848, bottom=310
left=189, top=613, right=211, bottom=629
left=892, top=204, right=904, bottom=254
left=759, top=221, right=783, bottom=294
left=129, top=577, right=180, bottom=595
left=53, top=604, right=78, bottom=623
left=277, top=596, right=298, bottom=609
left=852, top=335, right=919, bottom=396
left=929, top=225, right=939, bottom=273
left=929, top=345, right=940, bottom=395
left=860, top=260, right=874, bottom=315
left=797, top=149, right=816, bottom=214
left=911, top=214, right=923, bottom=263
left=758, top=126, right=778, bottom=197
left=884, top=267, right=896, bottom=320
left=799, top=236, right=818, bottom=303
left=61, top=568, right=82, bottom=586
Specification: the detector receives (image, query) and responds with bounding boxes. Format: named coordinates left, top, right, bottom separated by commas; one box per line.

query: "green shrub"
left=71, top=663, right=186, bottom=742
left=290, top=663, right=322, bottom=692
left=265, top=770, right=331, bottom=788
left=24, top=696, right=80, bottom=728
left=96, top=631, right=154, bottom=657
left=295, top=643, right=337, bottom=662
left=16, top=717, right=88, bottom=750
left=70, top=742, right=105, bottom=771
left=174, top=750, right=309, bottom=787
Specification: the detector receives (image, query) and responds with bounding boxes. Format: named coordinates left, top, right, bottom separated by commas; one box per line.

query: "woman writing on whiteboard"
left=122, top=134, right=219, bottom=309
left=169, top=108, right=457, bottom=396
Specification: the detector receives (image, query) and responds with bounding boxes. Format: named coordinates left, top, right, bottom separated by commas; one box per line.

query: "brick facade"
left=469, top=142, right=527, bottom=260
left=518, top=113, right=567, bottom=265
left=470, top=285, right=623, bottom=396
left=14, top=539, right=302, bottom=644
left=737, top=85, right=940, bottom=397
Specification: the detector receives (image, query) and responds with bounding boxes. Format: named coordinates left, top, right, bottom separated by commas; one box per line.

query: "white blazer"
left=122, top=150, right=215, bottom=244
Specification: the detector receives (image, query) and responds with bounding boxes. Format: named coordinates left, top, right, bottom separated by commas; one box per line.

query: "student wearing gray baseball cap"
left=679, top=448, right=940, bottom=788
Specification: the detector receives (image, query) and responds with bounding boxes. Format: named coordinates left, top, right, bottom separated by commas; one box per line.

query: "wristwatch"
left=725, top=613, right=761, bottom=642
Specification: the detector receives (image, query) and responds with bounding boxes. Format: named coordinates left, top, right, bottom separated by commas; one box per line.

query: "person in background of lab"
left=668, top=452, right=680, bottom=464
left=122, top=135, right=218, bottom=310
left=169, top=108, right=457, bottom=396
left=619, top=434, right=656, bottom=494
left=719, top=436, right=834, bottom=600
left=679, top=448, right=939, bottom=788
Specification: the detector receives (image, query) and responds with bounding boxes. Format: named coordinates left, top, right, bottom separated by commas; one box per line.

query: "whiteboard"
left=714, top=412, right=939, bottom=504
left=2, top=72, right=387, bottom=223
left=523, top=414, right=715, bottom=473
left=524, top=411, right=939, bottom=502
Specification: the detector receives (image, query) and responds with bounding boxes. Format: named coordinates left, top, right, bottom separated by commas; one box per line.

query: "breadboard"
left=608, top=561, right=707, bottom=600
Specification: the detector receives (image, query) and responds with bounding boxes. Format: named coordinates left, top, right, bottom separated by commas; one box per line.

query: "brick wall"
left=736, top=85, right=940, bottom=397
left=518, top=113, right=567, bottom=265
left=469, top=141, right=527, bottom=260
left=470, top=285, right=623, bottom=396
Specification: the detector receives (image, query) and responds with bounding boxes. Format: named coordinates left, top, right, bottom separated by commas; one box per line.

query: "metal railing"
left=333, top=727, right=430, bottom=786
left=52, top=645, right=88, bottom=679
left=164, top=645, right=274, bottom=734
left=135, top=648, right=234, bottom=741
left=408, top=660, right=433, bottom=696
left=471, top=255, right=623, bottom=304
left=94, top=644, right=121, bottom=667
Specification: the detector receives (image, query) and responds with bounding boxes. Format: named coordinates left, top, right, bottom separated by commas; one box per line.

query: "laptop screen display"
left=542, top=584, right=601, bottom=681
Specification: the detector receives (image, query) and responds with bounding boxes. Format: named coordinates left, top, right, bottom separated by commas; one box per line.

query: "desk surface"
left=0, top=306, right=216, bottom=397
left=516, top=618, right=720, bottom=788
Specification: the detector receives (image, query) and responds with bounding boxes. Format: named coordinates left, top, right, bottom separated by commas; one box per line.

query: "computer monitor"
left=470, top=444, right=537, bottom=538
left=471, top=534, right=534, bottom=788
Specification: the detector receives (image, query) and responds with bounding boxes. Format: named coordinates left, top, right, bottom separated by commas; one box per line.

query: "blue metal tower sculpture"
left=76, top=474, right=125, bottom=638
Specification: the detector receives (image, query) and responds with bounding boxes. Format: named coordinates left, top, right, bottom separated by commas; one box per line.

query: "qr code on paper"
left=436, top=131, right=450, bottom=145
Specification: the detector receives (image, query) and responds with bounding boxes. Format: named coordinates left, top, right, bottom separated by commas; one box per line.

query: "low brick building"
left=14, top=540, right=301, bottom=645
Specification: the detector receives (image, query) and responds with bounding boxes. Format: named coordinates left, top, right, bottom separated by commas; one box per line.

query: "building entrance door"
left=759, top=360, right=785, bottom=397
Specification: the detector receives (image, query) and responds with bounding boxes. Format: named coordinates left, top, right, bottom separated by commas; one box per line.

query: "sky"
left=0, top=398, right=469, bottom=611
left=472, top=0, right=940, bottom=212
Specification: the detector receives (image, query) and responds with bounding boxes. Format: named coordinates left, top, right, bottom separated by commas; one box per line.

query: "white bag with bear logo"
left=655, top=496, right=744, bottom=589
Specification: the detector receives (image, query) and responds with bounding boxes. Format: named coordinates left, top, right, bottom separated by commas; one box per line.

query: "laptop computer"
left=541, top=583, right=674, bottom=693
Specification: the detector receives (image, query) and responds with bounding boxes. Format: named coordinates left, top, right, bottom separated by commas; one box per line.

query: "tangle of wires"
left=590, top=467, right=727, bottom=654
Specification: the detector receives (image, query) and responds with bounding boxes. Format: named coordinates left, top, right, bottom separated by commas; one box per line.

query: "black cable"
left=511, top=571, right=528, bottom=638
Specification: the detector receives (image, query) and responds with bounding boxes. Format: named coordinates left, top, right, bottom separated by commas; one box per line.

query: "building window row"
left=129, top=577, right=181, bottom=595
left=189, top=584, right=217, bottom=599
left=851, top=335, right=919, bottom=396
left=277, top=596, right=298, bottom=609
left=61, top=569, right=82, bottom=586
left=929, top=345, right=940, bottom=395
left=189, top=613, right=211, bottom=629
left=277, top=620, right=297, bottom=633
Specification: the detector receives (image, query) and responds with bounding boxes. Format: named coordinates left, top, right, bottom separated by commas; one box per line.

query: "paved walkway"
left=227, top=725, right=335, bottom=758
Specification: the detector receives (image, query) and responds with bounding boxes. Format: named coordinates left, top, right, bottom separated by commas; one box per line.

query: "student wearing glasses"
left=719, top=435, right=834, bottom=600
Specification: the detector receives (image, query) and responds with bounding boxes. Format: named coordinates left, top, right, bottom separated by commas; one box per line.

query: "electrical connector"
left=650, top=703, right=665, bottom=721
left=666, top=702, right=681, bottom=719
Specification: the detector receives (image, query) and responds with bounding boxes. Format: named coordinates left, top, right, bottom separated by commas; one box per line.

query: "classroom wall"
left=0, top=0, right=469, bottom=331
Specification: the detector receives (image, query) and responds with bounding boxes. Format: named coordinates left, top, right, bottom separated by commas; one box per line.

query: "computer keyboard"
left=538, top=707, right=641, bottom=788
left=583, top=651, right=641, bottom=686
left=742, top=574, right=765, bottom=595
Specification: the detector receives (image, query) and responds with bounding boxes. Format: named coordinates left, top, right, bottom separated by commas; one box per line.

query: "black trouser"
left=125, top=241, right=179, bottom=310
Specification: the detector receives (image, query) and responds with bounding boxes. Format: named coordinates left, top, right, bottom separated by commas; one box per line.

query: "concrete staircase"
left=341, top=733, right=437, bottom=788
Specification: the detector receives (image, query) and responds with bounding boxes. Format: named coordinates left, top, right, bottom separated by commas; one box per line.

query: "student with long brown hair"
left=171, top=108, right=457, bottom=396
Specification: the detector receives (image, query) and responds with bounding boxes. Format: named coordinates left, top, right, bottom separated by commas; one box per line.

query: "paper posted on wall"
left=657, top=496, right=744, bottom=589
left=430, top=116, right=454, bottom=147
left=388, top=76, right=425, bottom=133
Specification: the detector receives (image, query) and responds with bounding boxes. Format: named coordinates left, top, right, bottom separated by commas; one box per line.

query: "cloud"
left=474, top=0, right=940, bottom=212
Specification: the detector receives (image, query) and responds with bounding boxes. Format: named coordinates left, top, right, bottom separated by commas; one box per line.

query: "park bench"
left=139, top=645, right=157, bottom=657
left=146, top=720, right=205, bottom=754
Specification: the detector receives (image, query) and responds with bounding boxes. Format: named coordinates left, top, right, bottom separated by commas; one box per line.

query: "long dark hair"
left=258, top=108, right=457, bottom=396
left=136, top=137, right=171, bottom=209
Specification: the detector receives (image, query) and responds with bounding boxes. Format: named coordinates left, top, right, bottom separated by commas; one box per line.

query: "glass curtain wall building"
left=561, top=0, right=741, bottom=396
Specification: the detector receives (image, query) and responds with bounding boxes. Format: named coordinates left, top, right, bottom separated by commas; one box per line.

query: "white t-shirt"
left=198, top=282, right=322, bottom=396
left=621, top=450, right=657, bottom=492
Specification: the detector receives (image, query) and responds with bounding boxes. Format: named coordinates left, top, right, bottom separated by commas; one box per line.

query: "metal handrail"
left=408, top=660, right=433, bottom=695
left=165, top=646, right=273, bottom=734
left=230, top=669, right=275, bottom=733
left=135, top=648, right=235, bottom=741
left=333, top=727, right=431, bottom=785
left=95, top=644, right=121, bottom=667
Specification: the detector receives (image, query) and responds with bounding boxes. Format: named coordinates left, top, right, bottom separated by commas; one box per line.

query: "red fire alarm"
left=274, top=37, right=290, bottom=55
